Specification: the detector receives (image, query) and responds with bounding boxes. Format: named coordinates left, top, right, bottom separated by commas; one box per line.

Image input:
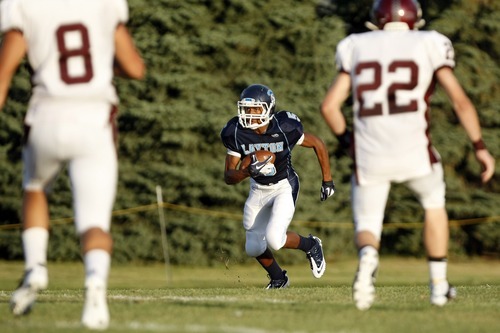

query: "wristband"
left=472, top=139, right=486, bottom=151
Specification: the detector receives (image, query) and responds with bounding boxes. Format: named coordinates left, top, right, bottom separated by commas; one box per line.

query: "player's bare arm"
left=114, top=23, right=145, bottom=79
left=0, top=30, right=27, bottom=110
left=436, top=67, right=495, bottom=183
left=300, top=133, right=333, bottom=182
left=320, top=72, right=351, bottom=136
left=223, top=154, right=250, bottom=185
left=300, top=132, right=335, bottom=201
left=437, top=68, right=482, bottom=141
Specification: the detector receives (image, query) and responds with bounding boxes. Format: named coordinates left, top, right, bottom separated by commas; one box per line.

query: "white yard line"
left=109, top=294, right=294, bottom=304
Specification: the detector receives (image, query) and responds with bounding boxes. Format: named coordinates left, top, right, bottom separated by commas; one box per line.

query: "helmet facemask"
left=237, top=99, right=274, bottom=129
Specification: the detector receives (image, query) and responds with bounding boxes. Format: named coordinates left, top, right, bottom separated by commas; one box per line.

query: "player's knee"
left=80, top=227, right=113, bottom=254
left=266, top=234, right=285, bottom=252
left=245, top=236, right=267, bottom=257
left=355, top=218, right=383, bottom=242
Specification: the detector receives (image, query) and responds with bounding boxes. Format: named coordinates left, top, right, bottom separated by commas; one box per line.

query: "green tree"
left=1, top=0, right=498, bottom=263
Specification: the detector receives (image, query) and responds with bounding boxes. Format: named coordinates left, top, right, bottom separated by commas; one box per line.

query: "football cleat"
left=352, top=250, right=379, bottom=311
left=81, top=277, right=109, bottom=330
left=10, top=264, right=48, bottom=316
left=265, top=270, right=290, bottom=289
left=430, top=281, right=457, bottom=306
left=306, top=235, right=326, bottom=278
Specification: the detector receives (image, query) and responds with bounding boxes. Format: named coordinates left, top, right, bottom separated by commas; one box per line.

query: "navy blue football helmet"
left=237, top=84, right=276, bottom=129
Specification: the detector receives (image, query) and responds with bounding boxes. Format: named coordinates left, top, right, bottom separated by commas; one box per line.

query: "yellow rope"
left=0, top=201, right=498, bottom=231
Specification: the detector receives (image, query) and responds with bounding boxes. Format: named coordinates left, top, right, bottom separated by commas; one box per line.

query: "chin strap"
left=414, top=19, right=426, bottom=29
left=365, top=21, right=379, bottom=31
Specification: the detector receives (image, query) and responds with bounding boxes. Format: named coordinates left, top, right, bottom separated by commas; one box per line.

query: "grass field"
left=0, top=257, right=499, bottom=333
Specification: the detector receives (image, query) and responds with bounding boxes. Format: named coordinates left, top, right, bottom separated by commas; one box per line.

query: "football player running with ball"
left=221, top=84, right=335, bottom=288
left=321, top=0, right=495, bottom=310
left=0, top=0, right=145, bottom=329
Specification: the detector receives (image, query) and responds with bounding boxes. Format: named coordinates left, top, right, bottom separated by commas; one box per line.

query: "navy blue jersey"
left=220, top=111, right=304, bottom=185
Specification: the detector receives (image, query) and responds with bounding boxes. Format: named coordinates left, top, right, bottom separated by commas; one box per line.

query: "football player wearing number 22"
left=321, top=0, right=495, bottom=311
left=221, top=84, right=335, bottom=289
left=0, top=0, right=145, bottom=329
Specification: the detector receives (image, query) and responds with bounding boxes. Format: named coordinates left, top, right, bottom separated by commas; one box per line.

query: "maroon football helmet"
left=371, top=0, right=423, bottom=29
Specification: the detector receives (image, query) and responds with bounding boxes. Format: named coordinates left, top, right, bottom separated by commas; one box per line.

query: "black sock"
left=259, top=259, right=284, bottom=280
left=297, top=235, right=315, bottom=252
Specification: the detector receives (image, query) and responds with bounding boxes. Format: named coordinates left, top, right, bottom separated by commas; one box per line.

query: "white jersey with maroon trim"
left=336, top=27, right=455, bottom=185
left=0, top=0, right=130, bottom=232
left=0, top=0, right=128, bottom=125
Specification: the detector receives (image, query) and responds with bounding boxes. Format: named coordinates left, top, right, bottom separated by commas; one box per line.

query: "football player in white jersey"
left=0, top=0, right=145, bottom=329
left=321, top=0, right=495, bottom=311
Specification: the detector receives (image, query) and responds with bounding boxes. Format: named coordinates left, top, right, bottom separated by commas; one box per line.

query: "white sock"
left=358, top=246, right=379, bottom=276
left=22, top=227, right=49, bottom=270
left=359, top=245, right=378, bottom=259
left=428, top=260, right=447, bottom=285
left=84, top=249, right=111, bottom=287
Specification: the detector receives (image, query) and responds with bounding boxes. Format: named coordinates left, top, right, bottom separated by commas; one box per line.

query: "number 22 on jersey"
left=355, top=60, right=418, bottom=118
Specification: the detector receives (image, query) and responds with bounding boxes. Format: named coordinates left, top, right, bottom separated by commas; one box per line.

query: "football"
left=239, top=150, right=276, bottom=170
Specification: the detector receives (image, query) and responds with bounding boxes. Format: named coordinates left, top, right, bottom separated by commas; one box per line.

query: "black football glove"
left=248, top=154, right=273, bottom=178
left=336, top=129, right=351, bottom=155
left=320, top=180, right=335, bottom=201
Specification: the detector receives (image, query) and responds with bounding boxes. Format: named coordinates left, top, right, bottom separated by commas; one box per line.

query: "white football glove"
left=248, top=155, right=274, bottom=178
